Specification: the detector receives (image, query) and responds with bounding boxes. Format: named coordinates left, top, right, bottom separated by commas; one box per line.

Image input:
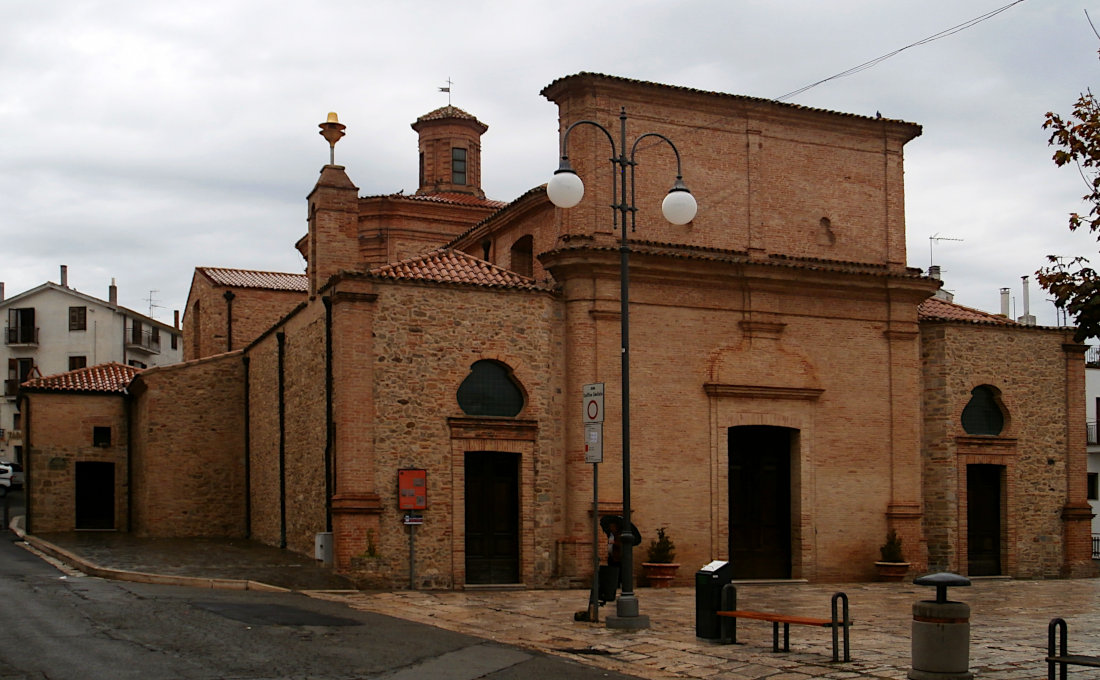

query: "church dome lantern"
left=411, top=105, right=488, bottom=198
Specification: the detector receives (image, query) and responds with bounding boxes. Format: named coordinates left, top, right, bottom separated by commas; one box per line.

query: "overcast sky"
left=2, top=0, right=1097, bottom=330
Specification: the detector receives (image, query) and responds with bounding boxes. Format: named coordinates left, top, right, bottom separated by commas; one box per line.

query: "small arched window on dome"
left=961, top=385, right=1006, bottom=436
left=457, top=360, right=525, bottom=417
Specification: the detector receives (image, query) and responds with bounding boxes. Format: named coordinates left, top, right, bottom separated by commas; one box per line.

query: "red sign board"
left=398, top=469, right=427, bottom=510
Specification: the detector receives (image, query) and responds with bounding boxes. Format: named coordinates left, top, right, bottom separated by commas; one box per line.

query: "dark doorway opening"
left=75, top=461, right=115, bottom=530
left=729, top=425, right=792, bottom=579
left=465, top=451, right=520, bottom=584
left=967, top=464, right=1002, bottom=576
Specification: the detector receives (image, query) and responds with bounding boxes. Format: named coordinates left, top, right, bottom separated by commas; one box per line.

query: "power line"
left=776, top=0, right=1028, bottom=102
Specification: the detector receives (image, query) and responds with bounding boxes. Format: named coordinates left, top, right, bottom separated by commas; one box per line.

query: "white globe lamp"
left=661, top=181, right=697, bottom=225
left=547, top=168, right=585, bottom=209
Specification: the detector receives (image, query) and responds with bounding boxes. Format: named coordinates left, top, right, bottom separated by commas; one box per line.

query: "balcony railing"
left=1093, top=534, right=1100, bottom=560
left=1090, top=421, right=1098, bottom=446
left=126, top=327, right=161, bottom=354
left=1088, top=345, right=1100, bottom=367
left=4, top=325, right=38, bottom=345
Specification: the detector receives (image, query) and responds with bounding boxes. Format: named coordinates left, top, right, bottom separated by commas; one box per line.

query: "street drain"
left=559, top=647, right=614, bottom=656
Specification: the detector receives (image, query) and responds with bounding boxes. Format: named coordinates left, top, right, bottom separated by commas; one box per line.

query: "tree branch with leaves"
left=1039, top=65, right=1100, bottom=341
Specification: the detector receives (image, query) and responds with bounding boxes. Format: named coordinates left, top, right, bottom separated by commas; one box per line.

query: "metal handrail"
left=4, top=326, right=38, bottom=345
left=126, top=327, right=161, bottom=351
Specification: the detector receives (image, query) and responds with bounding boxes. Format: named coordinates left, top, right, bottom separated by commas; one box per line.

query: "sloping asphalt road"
left=0, top=535, right=641, bottom=680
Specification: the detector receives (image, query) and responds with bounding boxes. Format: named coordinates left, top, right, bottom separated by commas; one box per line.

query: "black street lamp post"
left=548, top=107, right=697, bottom=629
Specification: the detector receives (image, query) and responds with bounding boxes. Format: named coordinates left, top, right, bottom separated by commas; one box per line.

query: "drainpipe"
left=243, top=355, right=251, bottom=538
left=125, top=386, right=133, bottom=532
left=276, top=331, right=287, bottom=549
left=322, top=296, right=334, bottom=533
left=223, top=290, right=236, bottom=352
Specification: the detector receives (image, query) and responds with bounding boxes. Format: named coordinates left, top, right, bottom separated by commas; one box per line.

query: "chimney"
left=929, top=265, right=954, bottom=302
left=1017, top=276, right=1036, bottom=326
left=999, top=287, right=1011, bottom=317
left=0, top=282, right=5, bottom=302
left=60, top=265, right=68, bottom=287
left=174, top=309, right=180, bottom=330
left=109, top=278, right=118, bottom=306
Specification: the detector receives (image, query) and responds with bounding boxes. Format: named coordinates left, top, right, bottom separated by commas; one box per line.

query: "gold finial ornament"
left=319, top=112, right=346, bottom=165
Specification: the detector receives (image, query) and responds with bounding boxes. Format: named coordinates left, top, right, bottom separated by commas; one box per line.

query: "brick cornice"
left=955, top=435, right=1018, bottom=455
left=447, top=417, right=539, bottom=440
left=1061, top=502, right=1094, bottom=521
left=328, top=291, right=378, bottom=305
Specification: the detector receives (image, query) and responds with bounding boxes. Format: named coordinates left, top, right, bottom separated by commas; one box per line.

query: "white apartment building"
left=2, top=267, right=183, bottom=463
left=1086, top=346, right=1100, bottom=555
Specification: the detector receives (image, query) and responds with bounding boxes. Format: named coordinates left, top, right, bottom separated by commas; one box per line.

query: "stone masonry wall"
left=130, top=352, right=247, bottom=537
left=25, top=392, right=128, bottom=533
left=325, top=278, right=564, bottom=588
left=921, top=322, right=1090, bottom=578
left=245, top=303, right=329, bottom=557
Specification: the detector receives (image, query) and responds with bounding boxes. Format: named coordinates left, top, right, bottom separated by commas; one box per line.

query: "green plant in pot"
left=875, top=529, right=910, bottom=581
left=642, top=527, right=680, bottom=587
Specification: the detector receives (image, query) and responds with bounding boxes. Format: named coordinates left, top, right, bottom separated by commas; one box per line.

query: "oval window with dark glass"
left=457, top=360, right=524, bottom=417
left=961, top=385, right=1005, bottom=436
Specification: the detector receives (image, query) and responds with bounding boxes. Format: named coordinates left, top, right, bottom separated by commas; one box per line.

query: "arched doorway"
left=728, top=425, right=793, bottom=579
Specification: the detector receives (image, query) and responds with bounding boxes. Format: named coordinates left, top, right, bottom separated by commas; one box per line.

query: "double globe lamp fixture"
left=546, top=107, right=697, bottom=630
left=546, top=110, right=698, bottom=225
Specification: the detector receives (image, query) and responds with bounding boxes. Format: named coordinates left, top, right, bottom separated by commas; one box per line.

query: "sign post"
left=398, top=469, right=427, bottom=589
left=583, top=383, right=604, bottom=621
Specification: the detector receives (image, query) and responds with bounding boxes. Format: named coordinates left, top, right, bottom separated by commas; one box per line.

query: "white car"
left=0, top=462, right=11, bottom=496
left=2, top=462, right=23, bottom=487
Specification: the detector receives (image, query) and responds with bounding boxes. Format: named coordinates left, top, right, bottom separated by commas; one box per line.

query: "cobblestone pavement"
left=16, top=530, right=1100, bottom=679
left=310, top=579, right=1100, bottom=680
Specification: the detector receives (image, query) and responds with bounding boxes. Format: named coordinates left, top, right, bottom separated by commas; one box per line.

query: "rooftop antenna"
left=439, top=77, right=453, bottom=106
left=146, top=289, right=163, bottom=318
left=929, top=233, right=964, bottom=270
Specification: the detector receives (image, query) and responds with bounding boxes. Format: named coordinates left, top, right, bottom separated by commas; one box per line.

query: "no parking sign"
left=583, top=383, right=604, bottom=463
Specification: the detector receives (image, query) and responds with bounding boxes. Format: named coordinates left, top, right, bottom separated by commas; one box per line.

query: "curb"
left=19, top=533, right=290, bottom=593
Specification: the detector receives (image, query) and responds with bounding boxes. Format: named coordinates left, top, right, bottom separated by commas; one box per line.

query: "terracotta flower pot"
left=642, top=562, right=680, bottom=587
left=874, top=561, right=911, bottom=582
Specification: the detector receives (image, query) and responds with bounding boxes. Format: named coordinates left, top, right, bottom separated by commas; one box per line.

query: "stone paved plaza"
left=313, top=579, right=1100, bottom=679
left=22, top=532, right=1100, bottom=679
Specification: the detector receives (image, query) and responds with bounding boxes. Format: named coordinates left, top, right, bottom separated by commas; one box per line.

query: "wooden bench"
left=716, top=586, right=851, bottom=662
left=1047, top=617, right=1100, bottom=679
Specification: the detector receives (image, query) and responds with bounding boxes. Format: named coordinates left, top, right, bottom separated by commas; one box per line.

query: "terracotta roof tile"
left=199, top=267, right=307, bottom=292
left=370, top=249, right=547, bottom=290
left=415, top=105, right=485, bottom=126
left=23, top=362, right=139, bottom=394
left=918, top=297, right=1016, bottom=325
left=366, top=192, right=507, bottom=210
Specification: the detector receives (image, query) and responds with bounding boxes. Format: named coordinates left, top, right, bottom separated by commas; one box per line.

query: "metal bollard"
left=909, top=572, right=972, bottom=680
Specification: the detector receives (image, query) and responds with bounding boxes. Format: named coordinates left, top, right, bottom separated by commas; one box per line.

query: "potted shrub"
left=874, top=529, right=910, bottom=581
left=642, top=527, right=680, bottom=587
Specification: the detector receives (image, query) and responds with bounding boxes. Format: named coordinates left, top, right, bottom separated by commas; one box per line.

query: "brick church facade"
left=21, top=73, right=1095, bottom=586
